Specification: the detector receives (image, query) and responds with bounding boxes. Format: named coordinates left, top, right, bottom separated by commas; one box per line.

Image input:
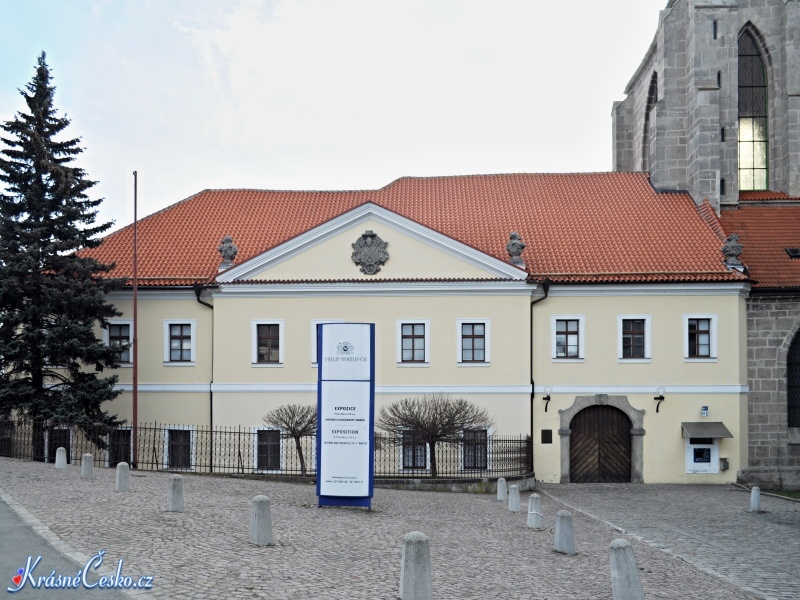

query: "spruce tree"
left=0, top=53, right=125, bottom=427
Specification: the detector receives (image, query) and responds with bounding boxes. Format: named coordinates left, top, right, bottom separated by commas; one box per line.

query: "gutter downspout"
left=194, top=283, right=214, bottom=472
left=529, top=279, right=550, bottom=475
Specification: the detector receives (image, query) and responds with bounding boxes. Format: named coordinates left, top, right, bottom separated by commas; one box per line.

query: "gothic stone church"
left=614, top=0, right=800, bottom=488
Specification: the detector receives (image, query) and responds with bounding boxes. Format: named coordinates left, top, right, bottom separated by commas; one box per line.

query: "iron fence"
left=0, top=418, right=531, bottom=480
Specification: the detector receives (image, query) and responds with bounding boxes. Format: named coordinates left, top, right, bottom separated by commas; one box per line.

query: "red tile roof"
left=697, top=200, right=727, bottom=242
left=739, top=190, right=800, bottom=202
left=720, top=205, right=800, bottom=289
left=83, top=173, right=747, bottom=286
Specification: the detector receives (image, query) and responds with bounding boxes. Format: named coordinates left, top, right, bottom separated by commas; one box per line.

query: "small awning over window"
left=681, top=422, right=733, bottom=439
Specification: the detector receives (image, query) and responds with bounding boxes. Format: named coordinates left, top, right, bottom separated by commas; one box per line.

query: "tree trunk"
left=294, top=435, right=307, bottom=476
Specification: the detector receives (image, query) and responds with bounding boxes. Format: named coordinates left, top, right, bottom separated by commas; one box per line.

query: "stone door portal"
left=569, top=405, right=632, bottom=483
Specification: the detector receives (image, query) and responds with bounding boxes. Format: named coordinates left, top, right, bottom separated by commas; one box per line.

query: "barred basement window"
left=108, top=429, right=131, bottom=467
left=402, top=431, right=426, bottom=469
left=463, top=429, right=488, bottom=469
left=166, top=429, right=191, bottom=469
left=257, top=429, right=281, bottom=470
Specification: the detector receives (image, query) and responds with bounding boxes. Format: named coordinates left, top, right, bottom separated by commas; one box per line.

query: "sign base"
left=318, top=495, right=372, bottom=509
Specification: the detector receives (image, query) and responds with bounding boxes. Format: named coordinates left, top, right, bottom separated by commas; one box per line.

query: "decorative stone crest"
left=722, top=233, right=744, bottom=270
left=506, top=232, right=526, bottom=268
left=218, top=235, right=239, bottom=271
left=351, top=230, right=389, bottom=275
left=595, top=394, right=608, bottom=405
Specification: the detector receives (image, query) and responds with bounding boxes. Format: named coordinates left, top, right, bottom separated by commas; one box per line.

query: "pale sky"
left=0, top=0, right=667, bottom=232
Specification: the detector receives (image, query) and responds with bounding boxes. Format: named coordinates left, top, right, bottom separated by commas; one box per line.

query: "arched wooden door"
left=569, top=405, right=631, bottom=483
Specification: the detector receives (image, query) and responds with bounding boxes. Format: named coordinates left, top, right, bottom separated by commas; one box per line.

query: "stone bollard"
left=55, top=447, right=68, bottom=469
left=554, top=510, right=576, bottom=555
left=80, top=453, right=94, bottom=479
left=527, top=493, right=543, bottom=529
left=508, top=484, right=521, bottom=512
left=399, top=531, right=433, bottom=600
left=250, top=495, right=274, bottom=546
left=166, top=475, right=185, bottom=512
left=609, top=539, right=644, bottom=600
left=115, top=462, right=130, bottom=492
left=749, top=486, right=761, bottom=513
left=496, top=477, right=507, bottom=502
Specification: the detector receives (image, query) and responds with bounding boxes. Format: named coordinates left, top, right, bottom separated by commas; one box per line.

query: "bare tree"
left=263, top=404, right=317, bottom=476
left=376, top=393, right=493, bottom=477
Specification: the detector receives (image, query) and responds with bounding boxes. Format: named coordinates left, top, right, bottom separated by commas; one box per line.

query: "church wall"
left=613, top=0, right=800, bottom=204
left=741, top=294, right=800, bottom=490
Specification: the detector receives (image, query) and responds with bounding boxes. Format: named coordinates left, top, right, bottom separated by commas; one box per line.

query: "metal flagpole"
left=132, top=171, right=139, bottom=468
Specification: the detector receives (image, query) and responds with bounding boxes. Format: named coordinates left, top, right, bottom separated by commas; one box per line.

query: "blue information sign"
left=316, top=323, right=375, bottom=508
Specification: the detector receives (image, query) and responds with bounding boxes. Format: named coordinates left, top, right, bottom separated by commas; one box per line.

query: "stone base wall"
left=741, top=295, right=800, bottom=488
left=737, top=466, right=800, bottom=491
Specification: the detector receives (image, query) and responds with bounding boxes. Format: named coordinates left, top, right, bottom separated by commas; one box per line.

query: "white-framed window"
left=400, top=429, right=430, bottom=470
left=104, top=319, right=133, bottom=365
left=105, top=427, right=133, bottom=467
left=550, top=315, right=585, bottom=361
left=683, top=314, right=718, bottom=361
left=163, top=426, right=195, bottom=471
left=461, top=427, right=492, bottom=470
left=310, top=319, right=344, bottom=367
left=253, top=427, right=283, bottom=472
left=163, top=320, right=196, bottom=365
left=685, top=437, right=720, bottom=474
left=396, top=320, right=431, bottom=366
left=251, top=320, right=285, bottom=366
left=617, top=315, right=652, bottom=362
left=457, top=319, right=491, bottom=365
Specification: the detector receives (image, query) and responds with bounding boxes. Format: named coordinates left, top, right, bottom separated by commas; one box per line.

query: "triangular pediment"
left=216, top=203, right=526, bottom=283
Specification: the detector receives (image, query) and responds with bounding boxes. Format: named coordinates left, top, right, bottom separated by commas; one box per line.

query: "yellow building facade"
left=85, top=174, right=751, bottom=483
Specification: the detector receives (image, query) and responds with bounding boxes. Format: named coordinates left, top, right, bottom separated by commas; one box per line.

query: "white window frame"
left=104, top=319, right=133, bottom=366
left=163, top=425, right=195, bottom=472
left=399, top=429, right=430, bottom=471
left=251, top=320, right=285, bottom=367
left=163, top=319, right=196, bottom=366
left=252, top=426, right=285, bottom=472
left=396, top=320, right=431, bottom=366
left=684, top=437, right=720, bottom=474
left=617, top=314, right=652, bottom=363
left=460, top=426, right=493, bottom=471
left=550, top=315, right=585, bottom=361
left=683, top=314, right=718, bottom=362
left=456, top=319, right=491, bottom=366
left=310, top=319, right=345, bottom=367
left=104, top=426, right=134, bottom=467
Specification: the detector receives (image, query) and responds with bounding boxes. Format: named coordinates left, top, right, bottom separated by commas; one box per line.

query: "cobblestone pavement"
left=537, top=483, right=800, bottom=600
left=0, top=457, right=788, bottom=599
